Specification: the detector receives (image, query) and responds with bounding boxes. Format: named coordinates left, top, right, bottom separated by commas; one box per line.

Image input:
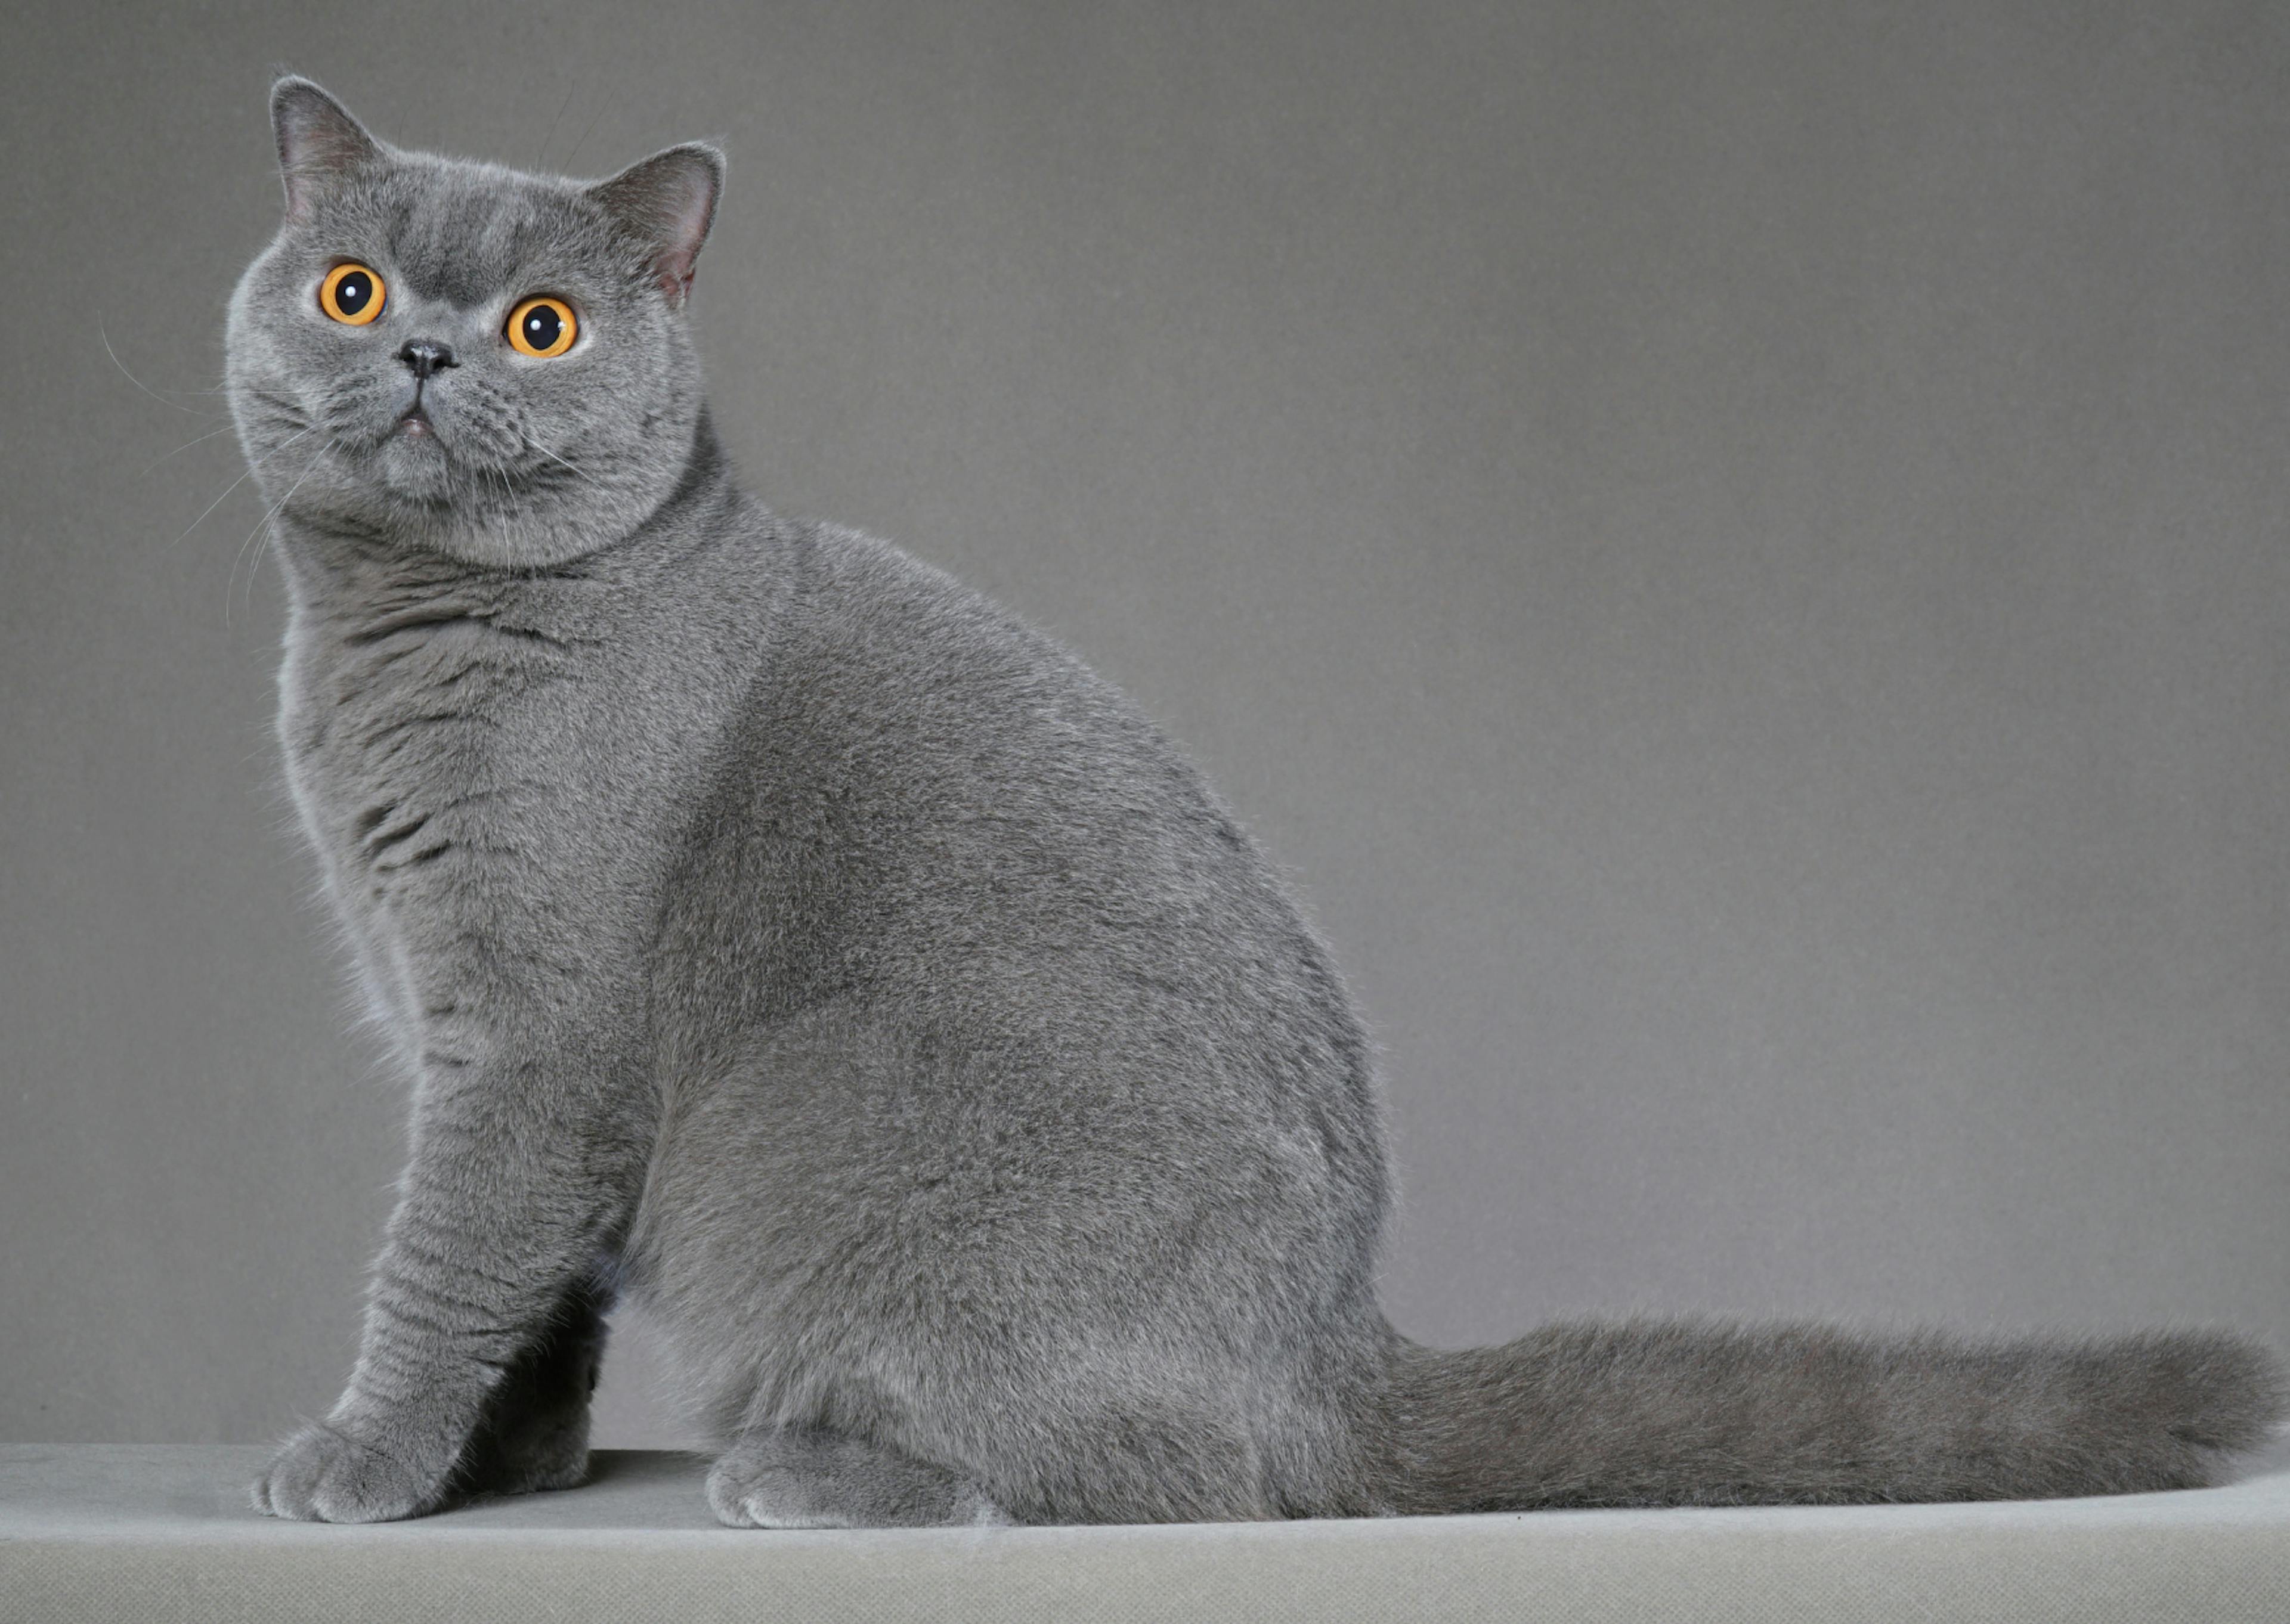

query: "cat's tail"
left=1362, top=1318, right=2286, bottom=1511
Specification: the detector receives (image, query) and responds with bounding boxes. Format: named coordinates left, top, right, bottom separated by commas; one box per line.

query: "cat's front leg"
left=255, top=1042, right=642, bottom=1523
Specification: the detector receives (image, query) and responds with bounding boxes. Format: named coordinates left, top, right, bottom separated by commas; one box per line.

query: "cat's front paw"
left=252, top=1420, right=448, bottom=1523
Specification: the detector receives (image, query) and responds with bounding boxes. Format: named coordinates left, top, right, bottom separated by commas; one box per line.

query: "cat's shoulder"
left=790, top=520, right=999, bottom=624
left=732, top=516, right=1161, bottom=769
left=775, top=519, right=1089, bottom=681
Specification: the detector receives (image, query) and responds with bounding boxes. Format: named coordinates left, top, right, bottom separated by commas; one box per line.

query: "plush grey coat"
left=227, top=79, right=2285, bottom=1527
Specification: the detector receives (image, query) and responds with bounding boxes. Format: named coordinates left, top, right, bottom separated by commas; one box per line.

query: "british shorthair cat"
left=228, top=79, right=2282, bottom=1526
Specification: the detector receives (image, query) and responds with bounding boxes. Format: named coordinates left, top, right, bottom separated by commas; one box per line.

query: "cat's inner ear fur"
left=271, top=78, right=382, bottom=224
left=587, top=144, right=724, bottom=308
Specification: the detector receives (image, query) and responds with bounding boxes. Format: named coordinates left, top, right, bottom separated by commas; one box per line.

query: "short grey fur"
left=225, top=79, right=2285, bottom=1527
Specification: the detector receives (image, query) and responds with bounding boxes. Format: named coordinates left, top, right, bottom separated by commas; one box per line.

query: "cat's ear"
left=587, top=144, right=724, bottom=309
left=271, top=78, right=382, bottom=224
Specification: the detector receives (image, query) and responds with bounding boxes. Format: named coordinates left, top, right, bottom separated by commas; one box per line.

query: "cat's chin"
left=371, top=433, right=459, bottom=503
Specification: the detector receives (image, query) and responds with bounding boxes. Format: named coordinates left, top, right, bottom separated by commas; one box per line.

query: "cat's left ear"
left=271, top=78, right=382, bottom=223
left=587, top=144, right=723, bottom=309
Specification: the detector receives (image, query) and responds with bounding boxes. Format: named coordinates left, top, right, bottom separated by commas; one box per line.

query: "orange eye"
left=318, top=262, right=385, bottom=325
left=506, top=296, right=578, bottom=358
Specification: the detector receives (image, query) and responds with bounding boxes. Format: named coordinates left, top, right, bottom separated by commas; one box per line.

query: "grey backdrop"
left=4, top=0, right=2285, bottom=1451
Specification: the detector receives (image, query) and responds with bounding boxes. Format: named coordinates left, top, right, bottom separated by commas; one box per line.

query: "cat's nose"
left=397, top=340, right=457, bottom=380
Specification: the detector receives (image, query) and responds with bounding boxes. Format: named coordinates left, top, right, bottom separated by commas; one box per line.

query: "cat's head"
left=225, top=79, right=723, bottom=569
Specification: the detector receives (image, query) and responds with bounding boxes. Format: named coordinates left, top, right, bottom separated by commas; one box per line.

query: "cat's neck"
left=271, top=409, right=741, bottom=624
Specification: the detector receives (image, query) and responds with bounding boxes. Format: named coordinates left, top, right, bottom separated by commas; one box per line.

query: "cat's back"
left=685, top=522, right=1333, bottom=1013
left=753, top=520, right=1179, bottom=810
left=634, top=525, right=1395, bottom=1461
left=661, top=519, right=1384, bottom=1155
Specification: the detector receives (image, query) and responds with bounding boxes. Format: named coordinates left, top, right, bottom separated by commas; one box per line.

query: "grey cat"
left=228, top=78, right=2283, bottom=1527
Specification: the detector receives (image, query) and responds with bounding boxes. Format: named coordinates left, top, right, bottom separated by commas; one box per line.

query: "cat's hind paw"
left=457, top=1409, right=593, bottom=1498
left=706, top=1427, right=1007, bottom=1529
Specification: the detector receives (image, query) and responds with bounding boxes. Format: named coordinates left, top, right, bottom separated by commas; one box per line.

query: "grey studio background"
left=4, top=0, right=2286, bottom=1453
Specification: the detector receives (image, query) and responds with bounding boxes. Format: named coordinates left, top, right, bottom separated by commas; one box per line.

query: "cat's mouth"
left=394, top=404, right=436, bottom=439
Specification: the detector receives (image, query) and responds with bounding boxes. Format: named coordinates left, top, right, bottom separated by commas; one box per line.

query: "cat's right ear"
left=271, top=78, right=380, bottom=224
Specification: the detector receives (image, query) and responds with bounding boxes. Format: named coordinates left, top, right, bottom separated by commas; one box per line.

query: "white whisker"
left=168, top=427, right=316, bottom=548
left=228, top=444, right=327, bottom=631
left=502, top=467, right=530, bottom=532
left=100, top=315, right=228, bottom=418
left=525, top=435, right=592, bottom=482
left=141, top=423, right=241, bottom=475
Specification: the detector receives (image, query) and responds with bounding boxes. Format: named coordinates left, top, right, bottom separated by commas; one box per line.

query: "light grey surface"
left=4, top=0, right=2288, bottom=1456
left=5, top=1442, right=2290, bottom=1623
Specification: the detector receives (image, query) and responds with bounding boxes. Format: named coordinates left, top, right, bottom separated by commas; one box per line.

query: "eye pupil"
left=524, top=306, right=560, bottom=347
left=334, top=272, right=370, bottom=315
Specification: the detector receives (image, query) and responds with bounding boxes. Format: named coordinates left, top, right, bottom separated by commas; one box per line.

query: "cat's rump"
left=1363, top=1319, right=2287, bottom=1511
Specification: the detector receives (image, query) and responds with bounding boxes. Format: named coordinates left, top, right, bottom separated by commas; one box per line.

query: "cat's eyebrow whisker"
left=168, top=427, right=317, bottom=548
left=535, top=80, right=580, bottom=172
left=100, top=315, right=229, bottom=418
left=560, top=90, right=616, bottom=178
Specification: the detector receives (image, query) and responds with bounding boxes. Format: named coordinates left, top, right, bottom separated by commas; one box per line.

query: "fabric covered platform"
left=4, top=1439, right=2287, bottom=1622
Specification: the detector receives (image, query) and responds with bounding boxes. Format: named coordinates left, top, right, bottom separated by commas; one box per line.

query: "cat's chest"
left=282, top=606, right=615, bottom=929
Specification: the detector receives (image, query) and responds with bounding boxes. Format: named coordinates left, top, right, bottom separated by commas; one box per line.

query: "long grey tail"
left=1366, top=1319, right=2286, bottom=1511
